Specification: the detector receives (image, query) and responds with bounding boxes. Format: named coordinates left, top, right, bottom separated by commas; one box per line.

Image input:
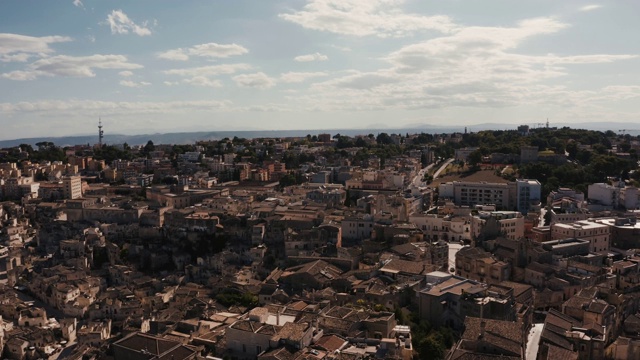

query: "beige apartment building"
left=551, top=220, right=610, bottom=252
left=62, top=176, right=83, bottom=199
left=471, top=211, right=524, bottom=241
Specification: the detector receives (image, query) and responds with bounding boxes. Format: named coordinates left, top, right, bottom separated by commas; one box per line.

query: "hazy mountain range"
left=1, top=122, right=639, bottom=148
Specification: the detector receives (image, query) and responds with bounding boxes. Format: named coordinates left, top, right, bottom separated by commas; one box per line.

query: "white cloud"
left=280, top=0, right=456, bottom=38
left=73, top=0, right=84, bottom=8
left=386, top=17, right=571, bottom=75
left=120, top=80, right=151, bottom=87
left=233, top=72, right=276, bottom=89
left=105, top=10, right=152, bottom=36
left=188, top=43, right=248, bottom=58
left=2, top=54, right=143, bottom=80
left=183, top=76, right=223, bottom=87
left=279, top=71, right=328, bottom=83
left=164, top=63, right=252, bottom=87
left=118, top=71, right=134, bottom=77
left=319, top=71, right=400, bottom=89
left=579, top=5, right=602, bottom=12
left=243, top=104, right=292, bottom=112
left=163, top=81, right=179, bottom=86
left=0, top=33, right=72, bottom=56
left=164, top=63, right=251, bottom=77
left=331, top=45, right=352, bottom=52
left=157, top=42, right=248, bottom=61
left=0, top=53, right=31, bottom=63
left=1, top=70, right=38, bottom=81
left=294, top=52, right=328, bottom=62
left=0, top=99, right=233, bottom=116
left=283, top=16, right=637, bottom=113
left=157, top=49, right=190, bottom=61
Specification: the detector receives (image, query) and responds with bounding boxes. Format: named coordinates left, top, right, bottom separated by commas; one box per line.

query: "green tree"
left=144, top=140, right=155, bottom=152
left=566, top=141, right=578, bottom=159
left=376, top=132, right=393, bottom=145
left=416, top=335, right=445, bottom=360
left=394, top=307, right=406, bottom=325
left=467, top=150, right=483, bottom=169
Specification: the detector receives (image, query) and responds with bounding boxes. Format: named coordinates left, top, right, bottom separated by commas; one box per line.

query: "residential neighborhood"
left=1, top=126, right=640, bottom=359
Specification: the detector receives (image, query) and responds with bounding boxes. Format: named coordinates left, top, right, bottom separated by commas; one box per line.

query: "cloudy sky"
left=1, top=0, right=639, bottom=140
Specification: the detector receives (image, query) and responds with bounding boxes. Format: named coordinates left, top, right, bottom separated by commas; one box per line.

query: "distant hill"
left=1, top=122, right=639, bottom=148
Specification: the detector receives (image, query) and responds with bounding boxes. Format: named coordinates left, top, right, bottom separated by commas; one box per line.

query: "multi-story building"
left=318, top=133, right=331, bottom=143
left=550, top=220, right=610, bottom=252
left=588, top=182, right=619, bottom=208
left=341, top=215, right=375, bottom=241
left=439, top=179, right=541, bottom=213
left=588, top=183, right=640, bottom=210
left=471, top=211, right=524, bottom=241
left=454, top=147, right=479, bottom=162
left=2, top=176, right=38, bottom=200
left=311, top=171, right=332, bottom=184
left=597, top=217, right=640, bottom=249
left=516, top=179, right=541, bottom=214
left=455, top=246, right=511, bottom=285
left=178, top=151, right=202, bottom=162
left=418, top=272, right=516, bottom=330
left=62, top=176, right=83, bottom=199
left=439, top=181, right=511, bottom=209
left=549, top=209, right=590, bottom=225
left=619, top=186, right=640, bottom=210
left=547, top=187, right=585, bottom=210
left=409, top=213, right=472, bottom=243
left=520, top=145, right=538, bottom=163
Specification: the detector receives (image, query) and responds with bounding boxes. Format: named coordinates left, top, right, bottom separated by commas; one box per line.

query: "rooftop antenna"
left=98, top=118, right=104, bottom=147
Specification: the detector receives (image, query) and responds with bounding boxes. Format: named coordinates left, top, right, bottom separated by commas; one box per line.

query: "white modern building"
left=515, top=179, right=541, bottom=214
left=588, top=183, right=640, bottom=210
left=588, top=183, right=619, bottom=207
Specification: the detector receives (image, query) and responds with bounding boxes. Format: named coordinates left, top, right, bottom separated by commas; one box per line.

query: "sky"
left=1, top=0, right=639, bottom=140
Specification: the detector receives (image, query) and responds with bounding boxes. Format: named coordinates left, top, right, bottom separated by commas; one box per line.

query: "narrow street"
left=433, top=158, right=454, bottom=180
left=410, top=162, right=437, bottom=188
left=526, top=323, right=544, bottom=360
left=448, top=243, right=463, bottom=273
left=14, top=288, right=65, bottom=320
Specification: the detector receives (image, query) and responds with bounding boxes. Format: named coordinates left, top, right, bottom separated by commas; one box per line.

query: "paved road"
left=412, top=163, right=436, bottom=187
left=448, top=243, right=463, bottom=272
left=526, top=323, right=544, bottom=360
left=433, top=158, right=454, bottom=180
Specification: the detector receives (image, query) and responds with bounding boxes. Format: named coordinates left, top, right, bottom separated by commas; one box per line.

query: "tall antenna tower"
left=98, top=118, right=104, bottom=147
